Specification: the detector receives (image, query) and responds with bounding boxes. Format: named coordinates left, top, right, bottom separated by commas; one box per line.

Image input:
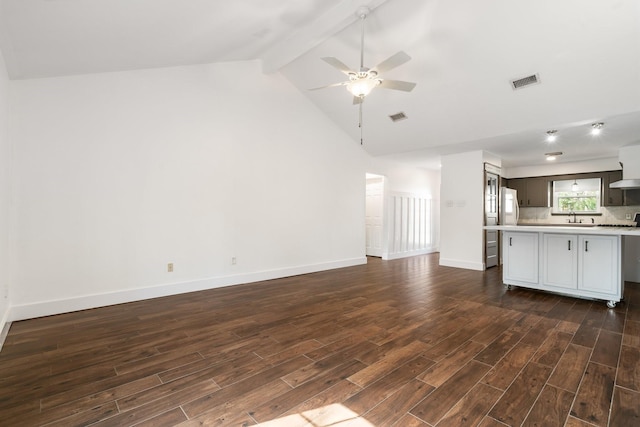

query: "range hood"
left=610, top=145, right=640, bottom=189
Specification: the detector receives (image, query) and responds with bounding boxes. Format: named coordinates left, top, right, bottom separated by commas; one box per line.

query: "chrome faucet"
left=568, top=211, right=579, bottom=223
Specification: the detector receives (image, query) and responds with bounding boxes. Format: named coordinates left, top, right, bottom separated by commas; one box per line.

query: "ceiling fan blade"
left=371, top=51, right=411, bottom=74
left=308, top=81, right=349, bottom=91
left=321, top=57, right=355, bottom=76
left=379, top=79, right=417, bottom=92
left=353, top=96, right=364, bottom=105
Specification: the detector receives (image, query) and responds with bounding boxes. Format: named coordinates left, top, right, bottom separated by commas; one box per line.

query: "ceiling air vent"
left=511, top=73, right=540, bottom=90
left=389, top=112, right=408, bottom=122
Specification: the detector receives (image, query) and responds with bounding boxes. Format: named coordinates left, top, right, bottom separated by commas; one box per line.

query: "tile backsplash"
left=518, top=206, right=640, bottom=225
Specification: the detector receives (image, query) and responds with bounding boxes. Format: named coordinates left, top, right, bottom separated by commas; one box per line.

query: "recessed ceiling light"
left=545, top=151, right=562, bottom=161
left=546, top=130, right=558, bottom=142
left=591, top=122, right=604, bottom=135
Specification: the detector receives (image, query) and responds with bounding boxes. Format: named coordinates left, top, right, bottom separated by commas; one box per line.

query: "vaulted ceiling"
left=1, top=0, right=639, bottom=169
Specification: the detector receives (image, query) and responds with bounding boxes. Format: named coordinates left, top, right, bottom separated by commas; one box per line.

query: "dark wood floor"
left=1, top=254, right=639, bottom=426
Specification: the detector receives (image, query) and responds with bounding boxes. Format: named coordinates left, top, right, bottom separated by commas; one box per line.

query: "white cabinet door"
left=543, top=234, right=578, bottom=289
left=503, top=232, right=538, bottom=284
left=578, top=235, right=619, bottom=294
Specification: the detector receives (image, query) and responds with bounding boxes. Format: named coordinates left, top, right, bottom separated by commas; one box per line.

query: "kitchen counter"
left=485, top=225, right=630, bottom=307
left=485, top=224, right=640, bottom=236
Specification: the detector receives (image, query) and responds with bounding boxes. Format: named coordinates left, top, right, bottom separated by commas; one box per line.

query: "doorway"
left=366, top=174, right=385, bottom=257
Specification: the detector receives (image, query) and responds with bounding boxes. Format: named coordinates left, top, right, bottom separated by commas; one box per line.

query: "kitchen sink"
left=518, top=223, right=597, bottom=227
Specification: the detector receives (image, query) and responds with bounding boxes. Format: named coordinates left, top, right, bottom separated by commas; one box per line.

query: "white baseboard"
left=383, top=247, right=438, bottom=260
left=8, top=257, right=368, bottom=322
left=0, top=309, right=10, bottom=352
left=439, top=257, right=485, bottom=271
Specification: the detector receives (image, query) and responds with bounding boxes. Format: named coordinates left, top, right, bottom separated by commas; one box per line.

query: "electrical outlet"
left=167, top=263, right=174, bottom=272
left=626, top=213, right=632, bottom=220
left=231, top=257, right=237, bottom=265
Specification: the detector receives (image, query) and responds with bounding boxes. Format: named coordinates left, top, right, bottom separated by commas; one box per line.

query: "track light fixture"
left=545, top=151, right=562, bottom=161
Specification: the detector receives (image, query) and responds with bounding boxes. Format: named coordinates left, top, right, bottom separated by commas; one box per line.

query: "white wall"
left=0, top=48, right=10, bottom=328
left=439, top=150, right=485, bottom=270
left=9, top=60, right=368, bottom=320
left=504, top=157, right=620, bottom=179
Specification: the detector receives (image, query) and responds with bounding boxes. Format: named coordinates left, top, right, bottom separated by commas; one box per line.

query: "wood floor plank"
left=177, top=379, right=291, bottom=426
left=531, top=330, right=573, bottom=367
left=41, top=402, right=119, bottom=427
left=282, top=340, right=377, bottom=388
left=36, top=375, right=162, bottom=424
left=417, top=339, right=485, bottom=387
left=519, top=317, right=559, bottom=347
left=609, top=386, right=640, bottom=427
left=342, top=356, right=433, bottom=416
left=359, top=378, right=434, bottom=426
left=564, top=416, right=597, bottom=427
left=623, top=320, right=640, bottom=348
left=602, top=308, right=626, bottom=334
left=248, top=359, right=366, bottom=423
left=410, top=360, right=491, bottom=425
left=590, top=330, right=622, bottom=368
left=473, top=328, right=526, bottom=366
left=482, top=342, right=538, bottom=390
left=181, top=355, right=309, bottom=418
left=392, top=413, right=431, bottom=426
left=571, top=324, right=600, bottom=348
left=488, top=362, right=553, bottom=426
left=117, top=375, right=219, bottom=413
left=133, top=407, right=188, bottom=427
left=522, top=384, right=575, bottom=427
left=570, top=361, right=616, bottom=426
left=115, top=352, right=204, bottom=376
left=435, top=382, right=503, bottom=427
left=616, top=345, right=640, bottom=391
left=157, top=351, right=257, bottom=384
left=547, top=344, right=592, bottom=393
left=479, top=416, right=510, bottom=427
left=347, top=340, right=429, bottom=388
left=97, top=372, right=261, bottom=426
left=0, top=254, right=635, bottom=427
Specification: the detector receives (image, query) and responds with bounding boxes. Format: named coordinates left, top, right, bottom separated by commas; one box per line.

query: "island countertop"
left=484, top=224, right=640, bottom=236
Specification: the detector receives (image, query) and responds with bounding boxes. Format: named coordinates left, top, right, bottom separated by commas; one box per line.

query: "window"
left=552, top=178, right=601, bottom=213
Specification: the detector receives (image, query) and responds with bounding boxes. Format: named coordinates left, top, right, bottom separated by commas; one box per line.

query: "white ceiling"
left=2, top=0, right=640, bottom=169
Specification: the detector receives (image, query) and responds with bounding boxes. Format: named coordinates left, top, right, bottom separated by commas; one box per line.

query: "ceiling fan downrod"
left=356, top=6, right=369, bottom=71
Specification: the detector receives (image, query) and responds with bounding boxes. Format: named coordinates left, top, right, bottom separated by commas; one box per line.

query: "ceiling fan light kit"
left=347, top=77, right=380, bottom=98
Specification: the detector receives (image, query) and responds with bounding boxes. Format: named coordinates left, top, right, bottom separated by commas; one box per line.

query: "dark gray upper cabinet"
left=507, top=177, right=548, bottom=207
left=525, top=177, right=549, bottom=207
left=604, top=171, right=624, bottom=206
left=507, top=171, right=625, bottom=208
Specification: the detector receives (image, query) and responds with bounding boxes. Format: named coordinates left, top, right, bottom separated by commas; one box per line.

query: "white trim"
left=439, top=258, right=485, bottom=271
left=383, top=247, right=438, bottom=260
left=8, top=257, right=367, bottom=322
left=0, top=320, right=10, bottom=352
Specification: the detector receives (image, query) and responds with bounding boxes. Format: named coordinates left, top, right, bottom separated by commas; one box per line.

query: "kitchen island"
left=484, top=225, right=640, bottom=307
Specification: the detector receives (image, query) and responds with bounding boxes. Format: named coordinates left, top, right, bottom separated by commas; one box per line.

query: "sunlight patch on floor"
left=255, top=403, right=375, bottom=426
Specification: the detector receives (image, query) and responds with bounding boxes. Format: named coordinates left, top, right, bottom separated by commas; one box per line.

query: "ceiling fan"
left=309, top=6, right=417, bottom=144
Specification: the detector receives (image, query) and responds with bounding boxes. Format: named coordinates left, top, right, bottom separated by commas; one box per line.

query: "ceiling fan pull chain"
left=359, top=102, right=363, bottom=144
